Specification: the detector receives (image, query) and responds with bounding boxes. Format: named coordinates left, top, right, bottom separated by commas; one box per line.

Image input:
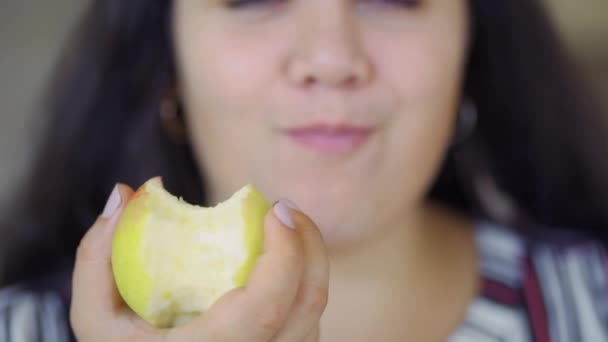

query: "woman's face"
left=173, top=0, right=469, bottom=248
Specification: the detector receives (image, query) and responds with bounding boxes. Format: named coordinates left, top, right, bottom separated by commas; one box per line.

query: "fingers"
left=170, top=199, right=306, bottom=341
left=70, top=184, right=136, bottom=340
left=71, top=193, right=327, bottom=342
left=270, top=209, right=329, bottom=342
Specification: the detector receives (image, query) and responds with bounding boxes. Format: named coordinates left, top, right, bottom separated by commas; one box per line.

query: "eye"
left=224, top=0, right=284, bottom=9
left=359, top=0, right=423, bottom=9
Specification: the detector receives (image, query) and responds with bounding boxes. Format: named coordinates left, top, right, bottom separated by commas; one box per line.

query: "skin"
left=71, top=0, right=479, bottom=340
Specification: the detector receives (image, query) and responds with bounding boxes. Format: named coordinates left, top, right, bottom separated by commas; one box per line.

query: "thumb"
left=70, top=184, right=134, bottom=334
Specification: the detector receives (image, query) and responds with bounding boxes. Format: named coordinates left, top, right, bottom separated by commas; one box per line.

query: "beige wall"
left=0, top=0, right=87, bottom=206
left=0, top=1, right=606, bottom=206
left=548, top=0, right=608, bottom=104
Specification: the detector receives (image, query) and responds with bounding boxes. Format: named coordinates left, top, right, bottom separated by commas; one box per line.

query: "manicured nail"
left=283, top=198, right=300, bottom=211
left=273, top=199, right=296, bottom=229
left=101, top=186, right=121, bottom=219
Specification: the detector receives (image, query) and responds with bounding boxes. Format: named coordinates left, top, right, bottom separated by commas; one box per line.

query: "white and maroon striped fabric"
left=0, top=286, right=69, bottom=342
left=450, top=222, right=608, bottom=342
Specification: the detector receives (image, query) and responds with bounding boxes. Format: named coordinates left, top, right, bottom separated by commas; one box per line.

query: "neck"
left=320, top=203, right=479, bottom=341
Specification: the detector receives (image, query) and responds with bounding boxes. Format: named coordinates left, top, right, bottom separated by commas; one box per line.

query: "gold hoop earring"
left=453, top=98, right=478, bottom=145
left=160, top=95, right=188, bottom=144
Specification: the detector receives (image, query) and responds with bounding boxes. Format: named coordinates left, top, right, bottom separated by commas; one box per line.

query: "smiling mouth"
left=286, top=124, right=373, bottom=153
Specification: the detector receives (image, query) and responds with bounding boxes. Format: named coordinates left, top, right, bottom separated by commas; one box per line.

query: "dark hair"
left=1, top=0, right=607, bottom=286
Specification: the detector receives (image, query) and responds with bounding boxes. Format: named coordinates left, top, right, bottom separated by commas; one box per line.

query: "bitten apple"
left=111, top=177, right=270, bottom=328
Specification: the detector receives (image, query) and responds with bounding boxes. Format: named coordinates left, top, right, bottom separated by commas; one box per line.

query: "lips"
left=286, top=124, right=373, bottom=153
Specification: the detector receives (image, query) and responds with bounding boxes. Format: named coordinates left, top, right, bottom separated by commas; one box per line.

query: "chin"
left=299, top=201, right=382, bottom=250
left=258, top=177, right=404, bottom=249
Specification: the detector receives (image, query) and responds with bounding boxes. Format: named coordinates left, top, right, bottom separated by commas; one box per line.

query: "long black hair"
left=1, top=0, right=607, bottom=286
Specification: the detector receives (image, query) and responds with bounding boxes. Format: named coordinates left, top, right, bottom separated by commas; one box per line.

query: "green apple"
left=111, top=177, right=270, bottom=328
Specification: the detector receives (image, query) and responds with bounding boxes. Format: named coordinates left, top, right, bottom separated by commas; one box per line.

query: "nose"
left=285, top=8, right=372, bottom=89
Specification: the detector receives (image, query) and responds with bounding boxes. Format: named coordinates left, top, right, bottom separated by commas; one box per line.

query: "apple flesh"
left=111, top=177, right=270, bottom=328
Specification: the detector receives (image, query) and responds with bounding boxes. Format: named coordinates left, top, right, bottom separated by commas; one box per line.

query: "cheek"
left=179, top=33, right=275, bottom=120
left=174, top=28, right=280, bottom=197
left=175, top=15, right=307, bottom=199
left=377, top=33, right=464, bottom=114
left=369, top=28, right=466, bottom=200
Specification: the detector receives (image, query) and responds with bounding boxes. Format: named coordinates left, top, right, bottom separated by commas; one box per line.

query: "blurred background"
left=0, top=0, right=607, bottom=208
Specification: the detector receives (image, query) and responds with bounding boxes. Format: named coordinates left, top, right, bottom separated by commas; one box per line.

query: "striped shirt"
left=0, top=285, right=70, bottom=342
left=1, top=221, right=607, bottom=341
left=450, top=222, right=608, bottom=342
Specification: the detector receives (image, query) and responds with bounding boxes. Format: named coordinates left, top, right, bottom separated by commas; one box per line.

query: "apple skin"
left=111, top=181, right=155, bottom=326
left=111, top=177, right=270, bottom=328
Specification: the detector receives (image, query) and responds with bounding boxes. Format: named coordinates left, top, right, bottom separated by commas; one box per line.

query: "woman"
left=1, top=0, right=607, bottom=341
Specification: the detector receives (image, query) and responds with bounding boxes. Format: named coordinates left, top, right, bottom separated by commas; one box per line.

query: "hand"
left=70, top=184, right=329, bottom=342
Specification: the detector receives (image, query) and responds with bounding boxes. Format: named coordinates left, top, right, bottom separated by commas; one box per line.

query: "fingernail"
left=101, top=186, right=121, bottom=219
left=273, top=199, right=296, bottom=229
left=283, top=198, right=300, bottom=211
